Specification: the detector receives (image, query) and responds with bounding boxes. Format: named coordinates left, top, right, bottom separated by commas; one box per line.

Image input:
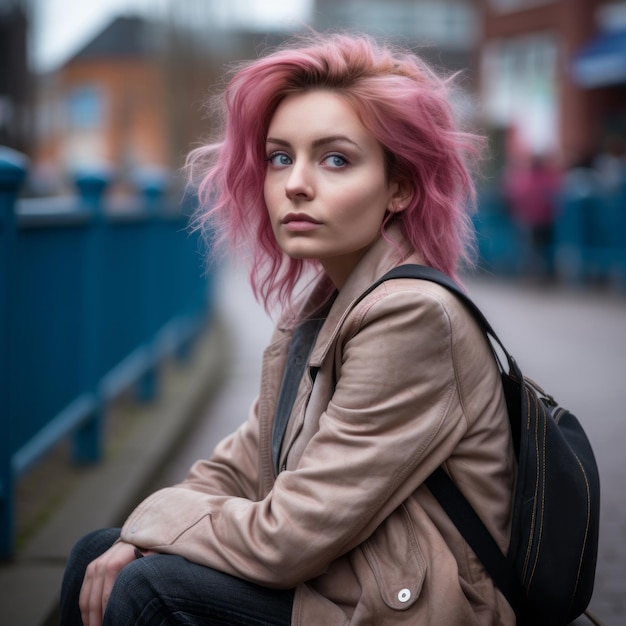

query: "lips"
left=281, top=212, right=322, bottom=233
left=282, top=212, right=321, bottom=225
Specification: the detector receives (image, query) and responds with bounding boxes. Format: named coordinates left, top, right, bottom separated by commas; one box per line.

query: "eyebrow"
left=265, top=135, right=363, bottom=151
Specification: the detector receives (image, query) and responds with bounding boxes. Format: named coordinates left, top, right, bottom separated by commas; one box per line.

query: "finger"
left=78, top=566, right=93, bottom=626
left=100, top=559, right=120, bottom=617
left=90, top=558, right=106, bottom=626
left=80, top=559, right=104, bottom=626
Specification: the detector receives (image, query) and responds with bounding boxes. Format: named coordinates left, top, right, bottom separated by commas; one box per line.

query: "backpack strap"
left=359, top=264, right=525, bottom=615
left=426, top=467, right=524, bottom=615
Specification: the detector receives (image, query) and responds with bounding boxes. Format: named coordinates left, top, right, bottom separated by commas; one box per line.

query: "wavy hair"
left=189, top=32, right=484, bottom=313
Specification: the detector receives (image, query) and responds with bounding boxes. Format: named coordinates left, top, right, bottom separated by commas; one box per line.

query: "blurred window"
left=345, top=0, right=477, bottom=47
left=482, top=33, right=559, bottom=153
left=488, top=0, right=555, bottom=12
left=413, top=0, right=477, bottom=48
left=66, top=86, right=103, bottom=130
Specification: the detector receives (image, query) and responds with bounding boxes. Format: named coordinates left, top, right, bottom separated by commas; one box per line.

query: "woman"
left=61, top=32, right=516, bottom=625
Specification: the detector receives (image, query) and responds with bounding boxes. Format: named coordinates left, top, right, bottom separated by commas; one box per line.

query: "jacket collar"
left=309, top=224, right=425, bottom=366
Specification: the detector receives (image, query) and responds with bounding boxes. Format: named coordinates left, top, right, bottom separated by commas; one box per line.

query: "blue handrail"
left=473, top=182, right=626, bottom=288
left=0, top=149, right=213, bottom=558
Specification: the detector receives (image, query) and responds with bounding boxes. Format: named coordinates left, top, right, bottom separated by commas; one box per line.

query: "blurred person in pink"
left=503, top=154, right=562, bottom=279
left=60, top=32, right=515, bottom=626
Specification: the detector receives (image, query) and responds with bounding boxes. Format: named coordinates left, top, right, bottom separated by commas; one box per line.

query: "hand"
left=79, top=540, right=142, bottom=626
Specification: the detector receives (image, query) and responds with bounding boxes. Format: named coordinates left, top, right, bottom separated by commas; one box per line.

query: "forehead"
left=267, top=90, right=372, bottom=142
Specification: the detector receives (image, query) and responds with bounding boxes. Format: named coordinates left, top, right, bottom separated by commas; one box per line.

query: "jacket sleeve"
left=120, top=286, right=471, bottom=588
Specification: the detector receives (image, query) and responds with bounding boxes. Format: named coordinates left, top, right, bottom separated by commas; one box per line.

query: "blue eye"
left=267, top=152, right=292, bottom=167
left=324, top=154, right=348, bottom=168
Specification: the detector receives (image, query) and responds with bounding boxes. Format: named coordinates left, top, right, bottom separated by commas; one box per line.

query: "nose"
left=285, top=162, right=314, bottom=201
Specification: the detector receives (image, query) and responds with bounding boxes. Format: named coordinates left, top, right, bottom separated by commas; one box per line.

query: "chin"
left=278, top=242, right=319, bottom=260
left=284, top=250, right=316, bottom=261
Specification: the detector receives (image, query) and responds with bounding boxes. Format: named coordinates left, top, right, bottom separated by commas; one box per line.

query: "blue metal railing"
left=473, top=183, right=626, bottom=288
left=554, top=188, right=626, bottom=286
left=0, top=148, right=214, bottom=558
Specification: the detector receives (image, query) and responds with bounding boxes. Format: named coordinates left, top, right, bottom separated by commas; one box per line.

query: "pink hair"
left=189, top=32, right=484, bottom=313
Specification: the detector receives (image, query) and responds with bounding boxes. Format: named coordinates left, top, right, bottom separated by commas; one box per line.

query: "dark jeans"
left=60, top=528, right=295, bottom=625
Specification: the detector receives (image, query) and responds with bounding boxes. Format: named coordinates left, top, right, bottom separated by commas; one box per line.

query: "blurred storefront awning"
left=571, top=28, right=626, bottom=88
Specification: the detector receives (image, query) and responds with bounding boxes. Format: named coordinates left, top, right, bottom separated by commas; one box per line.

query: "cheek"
left=345, top=187, right=389, bottom=226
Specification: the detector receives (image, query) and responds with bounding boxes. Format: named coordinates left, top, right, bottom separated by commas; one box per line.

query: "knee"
left=112, top=557, right=157, bottom=595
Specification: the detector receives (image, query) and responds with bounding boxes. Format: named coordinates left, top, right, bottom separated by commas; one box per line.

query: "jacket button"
left=397, top=588, right=411, bottom=603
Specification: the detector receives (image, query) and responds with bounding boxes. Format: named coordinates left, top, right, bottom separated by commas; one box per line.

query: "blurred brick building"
left=32, top=16, right=172, bottom=193
left=29, top=10, right=286, bottom=195
left=477, top=0, right=626, bottom=167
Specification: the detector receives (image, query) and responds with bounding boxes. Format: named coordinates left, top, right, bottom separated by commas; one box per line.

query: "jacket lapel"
left=310, top=224, right=422, bottom=366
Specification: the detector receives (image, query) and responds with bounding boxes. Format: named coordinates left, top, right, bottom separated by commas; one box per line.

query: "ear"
left=387, top=179, right=414, bottom=214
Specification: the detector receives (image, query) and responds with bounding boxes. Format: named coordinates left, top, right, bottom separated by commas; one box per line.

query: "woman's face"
left=264, top=90, right=400, bottom=289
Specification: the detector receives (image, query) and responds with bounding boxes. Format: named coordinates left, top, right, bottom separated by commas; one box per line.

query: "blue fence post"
left=135, top=168, right=169, bottom=402
left=555, top=193, right=588, bottom=286
left=0, top=147, right=29, bottom=559
left=72, top=170, right=111, bottom=464
left=176, top=186, right=208, bottom=364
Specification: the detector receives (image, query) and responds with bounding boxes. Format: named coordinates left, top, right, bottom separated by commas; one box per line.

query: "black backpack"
left=356, top=264, right=601, bottom=626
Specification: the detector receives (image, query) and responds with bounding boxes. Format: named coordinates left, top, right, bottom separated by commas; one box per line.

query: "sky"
left=30, top=0, right=312, bottom=72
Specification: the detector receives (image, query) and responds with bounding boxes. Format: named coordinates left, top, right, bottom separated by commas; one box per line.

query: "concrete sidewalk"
left=0, top=316, right=231, bottom=626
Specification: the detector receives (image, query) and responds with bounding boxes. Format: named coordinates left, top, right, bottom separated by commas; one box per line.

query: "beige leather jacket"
left=121, top=226, right=516, bottom=625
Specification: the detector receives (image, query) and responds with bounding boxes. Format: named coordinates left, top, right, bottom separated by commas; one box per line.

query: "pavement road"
left=157, top=260, right=626, bottom=626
